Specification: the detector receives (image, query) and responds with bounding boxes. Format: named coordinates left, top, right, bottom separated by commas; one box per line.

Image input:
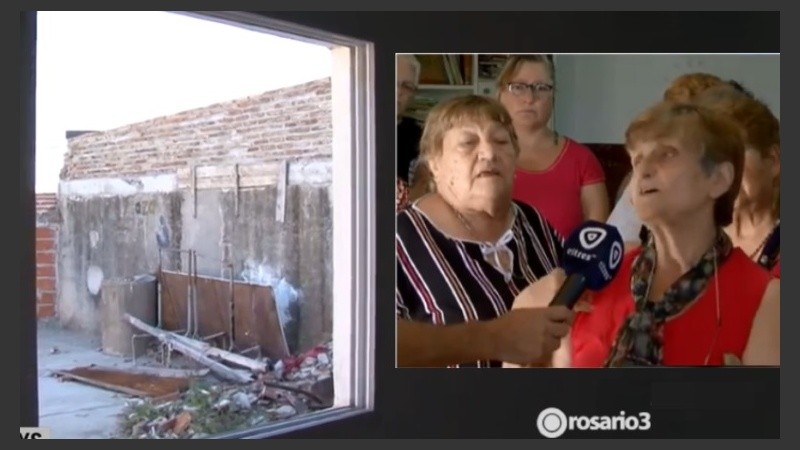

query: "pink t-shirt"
left=512, top=138, right=605, bottom=239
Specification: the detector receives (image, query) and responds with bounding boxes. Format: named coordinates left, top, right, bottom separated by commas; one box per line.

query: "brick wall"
left=61, top=78, right=332, bottom=180
left=36, top=193, right=58, bottom=319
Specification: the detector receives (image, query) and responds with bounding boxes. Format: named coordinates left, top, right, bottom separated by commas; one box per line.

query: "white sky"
left=35, top=11, right=332, bottom=193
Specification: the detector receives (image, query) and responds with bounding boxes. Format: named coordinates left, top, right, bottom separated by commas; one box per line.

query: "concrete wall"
left=56, top=79, right=334, bottom=353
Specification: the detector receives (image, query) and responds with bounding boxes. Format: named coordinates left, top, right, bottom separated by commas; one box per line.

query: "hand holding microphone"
left=502, top=221, right=624, bottom=367
left=511, top=221, right=625, bottom=311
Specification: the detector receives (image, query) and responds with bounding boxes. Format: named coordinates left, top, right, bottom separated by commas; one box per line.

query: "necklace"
left=439, top=195, right=477, bottom=237
left=440, top=196, right=517, bottom=281
left=747, top=219, right=779, bottom=260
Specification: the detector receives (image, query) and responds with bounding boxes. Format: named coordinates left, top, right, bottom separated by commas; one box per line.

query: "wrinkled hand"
left=502, top=269, right=591, bottom=368
left=491, top=305, right=573, bottom=366
left=512, top=268, right=593, bottom=313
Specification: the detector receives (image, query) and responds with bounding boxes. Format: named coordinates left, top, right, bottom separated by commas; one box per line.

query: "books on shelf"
left=478, top=54, right=508, bottom=80
left=417, top=54, right=474, bottom=86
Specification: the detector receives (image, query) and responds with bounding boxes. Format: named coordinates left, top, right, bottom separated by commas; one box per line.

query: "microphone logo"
left=578, top=227, right=607, bottom=250
left=609, top=241, right=623, bottom=271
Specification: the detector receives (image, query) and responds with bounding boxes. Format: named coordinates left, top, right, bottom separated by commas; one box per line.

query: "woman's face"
left=628, top=136, right=732, bottom=226
left=428, top=120, right=518, bottom=210
left=498, top=61, right=554, bottom=131
left=736, top=146, right=779, bottom=212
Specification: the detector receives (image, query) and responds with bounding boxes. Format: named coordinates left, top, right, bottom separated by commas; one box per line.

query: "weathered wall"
left=57, top=191, right=183, bottom=333
left=56, top=78, right=334, bottom=353
left=179, top=182, right=332, bottom=353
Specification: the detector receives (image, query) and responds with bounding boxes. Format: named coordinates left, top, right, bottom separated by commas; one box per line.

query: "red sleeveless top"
left=571, top=247, right=772, bottom=367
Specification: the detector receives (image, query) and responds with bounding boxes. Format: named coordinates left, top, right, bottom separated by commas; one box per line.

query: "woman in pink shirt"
left=497, top=55, right=609, bottom=238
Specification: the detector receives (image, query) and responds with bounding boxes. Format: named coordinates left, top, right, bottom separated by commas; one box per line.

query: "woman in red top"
left=694, top=86, right=781, bottom=278
left=496, top=55, right=609, bottom=238
left=629, top=79, right=781, bottom=278
left=506, top=99, right=780, bottom=368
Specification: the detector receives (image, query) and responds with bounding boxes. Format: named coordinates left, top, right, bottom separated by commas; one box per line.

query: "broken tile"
left=172, top=411, right=192, bottom=434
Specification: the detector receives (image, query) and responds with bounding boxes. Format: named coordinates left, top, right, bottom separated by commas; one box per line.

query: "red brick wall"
left=61, top=78, right=332, bottom=180
left=36, top=226, right=57, bottom=318
left=36, top=193, right=58, bottom=319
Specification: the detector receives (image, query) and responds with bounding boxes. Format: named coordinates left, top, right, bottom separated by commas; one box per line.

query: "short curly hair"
left=663, top=72, right=727, bottom=103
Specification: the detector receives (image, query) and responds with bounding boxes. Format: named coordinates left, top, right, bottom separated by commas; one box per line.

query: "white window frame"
left=177, top=11, right=376, bottom=438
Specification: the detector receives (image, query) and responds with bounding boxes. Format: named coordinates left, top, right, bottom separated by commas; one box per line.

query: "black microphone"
left=549, top=221, right=624, bottom=309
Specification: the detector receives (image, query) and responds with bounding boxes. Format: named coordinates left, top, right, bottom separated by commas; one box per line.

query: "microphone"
left=549, top=221, right=624, bottom=309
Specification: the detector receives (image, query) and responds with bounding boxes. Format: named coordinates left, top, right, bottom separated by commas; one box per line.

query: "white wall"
left=553, top=54, right=780, bottom=144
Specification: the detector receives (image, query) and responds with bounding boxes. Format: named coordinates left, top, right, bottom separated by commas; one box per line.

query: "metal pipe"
left=184, top=250, right=193, bottom=337
left=227, top=262, right=235, bottom=351
left=192, top=250, right=199, bottom=338
left=154, top=247, right=194, bottom=335
left=157, top=247, right=162, bottom=328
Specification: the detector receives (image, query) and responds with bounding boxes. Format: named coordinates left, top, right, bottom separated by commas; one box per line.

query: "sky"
left=35, top=11, right=332, bottom=193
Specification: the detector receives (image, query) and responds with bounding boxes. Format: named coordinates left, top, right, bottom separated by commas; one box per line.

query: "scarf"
left=604, top=231, right=733, bottom=367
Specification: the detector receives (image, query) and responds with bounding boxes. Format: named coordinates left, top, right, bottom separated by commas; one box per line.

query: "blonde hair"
left=625, top=100, right=745, bottom=227
left=495, top=54, right=555, bottom=91
left=419, top=95, right=519, bottom=162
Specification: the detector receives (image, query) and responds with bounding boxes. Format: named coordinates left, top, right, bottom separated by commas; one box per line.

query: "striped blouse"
left=396, top=200, right=564, bottom=367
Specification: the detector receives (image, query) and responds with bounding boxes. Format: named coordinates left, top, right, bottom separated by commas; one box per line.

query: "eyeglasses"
left=505, top=82, right=554, bottom=97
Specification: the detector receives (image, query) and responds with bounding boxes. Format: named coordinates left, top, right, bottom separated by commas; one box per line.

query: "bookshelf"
left=403, top=54, right=510, bottom=123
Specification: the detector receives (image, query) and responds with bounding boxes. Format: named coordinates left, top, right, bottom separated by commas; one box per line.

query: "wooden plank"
left=53, top=365, right=192, bottom=398
left=175, top=159, right=332, bottom=190
left=124, top=314, right=254, bottom=384
left=159, top=271, right=290, bottom=360
left=54, top=370, right=151, bottom=397
left=169, top=333, right=267, bottom=373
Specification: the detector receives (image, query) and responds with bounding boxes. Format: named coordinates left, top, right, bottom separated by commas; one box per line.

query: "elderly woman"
left=396, top=94, right=574, bottom=368
left=613, top=77, right=781, bottom=277
left=496, top=54, right=609, bottom=238
left=694, top=86, right=781, bottom=277
left=609, top=72, right=731, bottom=247
left=512, top=99, right=780, bottom=367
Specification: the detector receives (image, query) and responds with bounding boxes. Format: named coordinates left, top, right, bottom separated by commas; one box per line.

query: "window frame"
left=171, top=11, right=378, bottom=439
left=24, top=10, right=378, bottom=439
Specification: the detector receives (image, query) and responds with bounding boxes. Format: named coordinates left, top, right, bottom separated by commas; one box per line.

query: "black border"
left=20, top=10, right=39, bottom=429
left=18, top=11, right=781, bottom=439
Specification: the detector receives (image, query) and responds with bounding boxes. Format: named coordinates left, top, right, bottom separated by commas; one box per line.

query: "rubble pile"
left=117, top=340, right=333, bottom=439
left=273, top=341, right=333, bottom=383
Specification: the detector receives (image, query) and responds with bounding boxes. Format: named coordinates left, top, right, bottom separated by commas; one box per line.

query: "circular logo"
left=536, top=407, right=567, bottom=438
left=609, top=240, right=623, bottom=271
left=579, top=227, right=607, bottom=250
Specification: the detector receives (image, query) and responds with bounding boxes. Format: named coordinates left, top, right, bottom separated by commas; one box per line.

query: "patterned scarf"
left=604, top=230, right=733, bottom=367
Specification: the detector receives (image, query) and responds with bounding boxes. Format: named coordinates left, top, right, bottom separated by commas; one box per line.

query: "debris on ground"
left=124, top=314, right=261, bottom=384
left=116, top=339, right=333, bottom=439
left=52, top=365, right=201, bottom=400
